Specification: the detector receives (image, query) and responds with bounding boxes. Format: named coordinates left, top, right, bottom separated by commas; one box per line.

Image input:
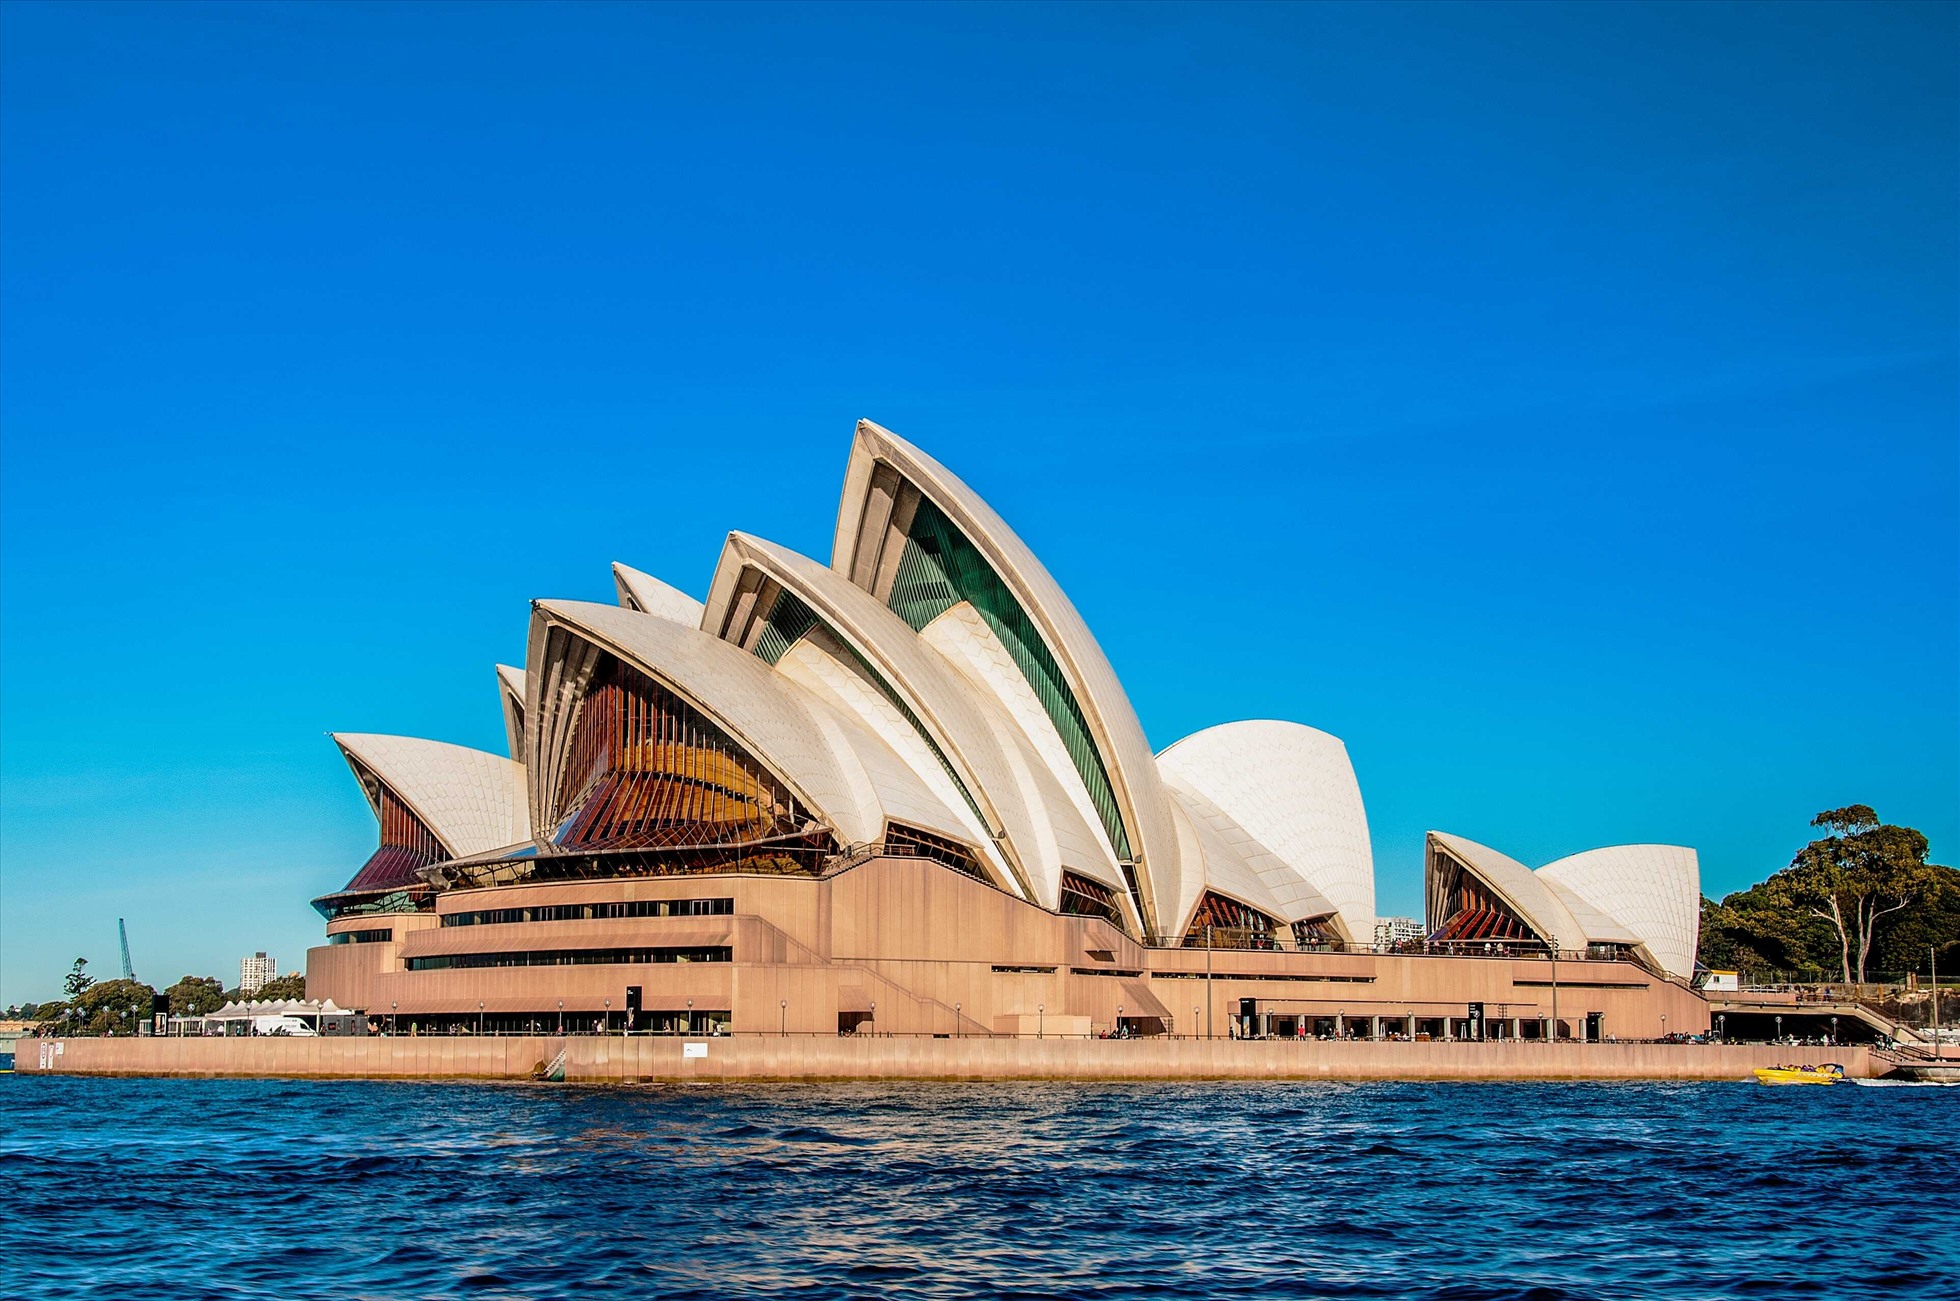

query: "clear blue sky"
left=2, top=2, right=1953, bottom=1003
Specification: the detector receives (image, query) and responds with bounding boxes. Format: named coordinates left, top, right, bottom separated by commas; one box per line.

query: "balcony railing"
left=1148, top=929, right=1633, bottom=964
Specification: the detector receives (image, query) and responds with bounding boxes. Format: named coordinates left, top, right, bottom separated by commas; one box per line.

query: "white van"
left=252, top=1015, right=317, bottom=1037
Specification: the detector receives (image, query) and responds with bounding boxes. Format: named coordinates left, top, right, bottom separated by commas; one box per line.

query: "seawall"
left=10, top=1036, right=1874, bottom=1083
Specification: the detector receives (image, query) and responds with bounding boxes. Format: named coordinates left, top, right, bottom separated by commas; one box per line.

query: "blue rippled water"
left=2, top=1076, right=1952, bottom=1300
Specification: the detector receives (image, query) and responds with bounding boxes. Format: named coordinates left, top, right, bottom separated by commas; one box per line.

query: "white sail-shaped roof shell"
left=331, top=732, right=530, bottom=859
left=700, top=533, right=1129, bottom=913
left=526, top=599, right=967, bottom=852
left=325, top=418, right=1716, bottom=968
left=912, top=602, right=1134, bottom=912
left=831, top=419, right=1181, bottom=936
left=770, top=629, right=1012, bottom=879
left=1158, top=721, right=1374, bottom=943
left=1160, top=780, right=1340, bottom=936
left=1539, top=845, right=1701, bottom=980
left=612, top=562, right=707, bottom=626
left=1427, top=831, right=1585, bottom=949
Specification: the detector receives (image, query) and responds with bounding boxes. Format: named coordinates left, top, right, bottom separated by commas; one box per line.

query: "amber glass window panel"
left=551, top=658, right=814, bottom=851
left=1428, top=857, right=1538, bottom=943
left=883, top=822, right=986, bottom=881
left=1182, top=891, right=1281, bottom=949
left=339, top=786, right=447, bottom=893
left=1058, top=870, right=1126, bottom=931
left=1291, top=917, right=1338, bottom=950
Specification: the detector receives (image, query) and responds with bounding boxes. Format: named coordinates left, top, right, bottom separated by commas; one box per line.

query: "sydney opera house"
left=307, top=421, right=1710, bottom=1041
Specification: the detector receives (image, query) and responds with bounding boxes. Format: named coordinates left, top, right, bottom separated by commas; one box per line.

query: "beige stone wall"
left=13, top=1034, right=1875, bottom=1082
left=303, top=856, right=1713, bottom=1041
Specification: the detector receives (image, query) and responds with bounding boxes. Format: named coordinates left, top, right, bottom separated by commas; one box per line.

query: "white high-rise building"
left=1375, top=917, right=1425, bottom=947
left=239, top=952, right=277, bottom=994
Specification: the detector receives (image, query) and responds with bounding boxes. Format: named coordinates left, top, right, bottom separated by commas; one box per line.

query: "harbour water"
left=3, top=1075, right=1951, bottom=1300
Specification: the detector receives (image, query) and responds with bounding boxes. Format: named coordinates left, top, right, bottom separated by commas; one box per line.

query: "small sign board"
left=682, top=1041, right=708, bottom=1059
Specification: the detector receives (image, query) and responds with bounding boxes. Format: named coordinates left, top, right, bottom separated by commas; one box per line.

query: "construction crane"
left=118, top=918, right=135, bottom=981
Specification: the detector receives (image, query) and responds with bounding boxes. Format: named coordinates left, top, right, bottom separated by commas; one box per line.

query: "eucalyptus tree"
left=1781, top=806, right=1942, bottom=984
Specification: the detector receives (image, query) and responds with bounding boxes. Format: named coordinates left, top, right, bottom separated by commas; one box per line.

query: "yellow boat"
left=1753, top=1063, right=1845, bottom=1086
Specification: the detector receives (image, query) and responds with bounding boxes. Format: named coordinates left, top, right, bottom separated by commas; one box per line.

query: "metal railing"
left=215, top=1025, right=1821, bottom=1045
left=1144, top=931, right=1626, bottom=964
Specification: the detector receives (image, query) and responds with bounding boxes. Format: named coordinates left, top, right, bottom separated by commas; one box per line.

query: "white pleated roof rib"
left=494, top=663, right=527, bottom=760
left=1164, top=791, right=1289, bottom=931
left=1156, top=721, right=1375, bottom=943
left=528, top=600, right=884, bottom=845
left=913, top=603, right=1130, bottom=906
left=831, top=419, right=1181, bottom=934
left=977, top=693, right=1133, bottom=911
left=704, top=532, right=1130, bottom=906
left=331, top=733, right=531, bottom=859
left=611, top=562, right=707, bottom=627
left=772, top=635, right=995, bottom=865
left=1538, top=845, right=1701, bottom=980
left=1538, top=877, right=1640, bottom=946
left=1426, top=832, right=1582, bottom=949
left=1161, top=779, right=1339, bottom=934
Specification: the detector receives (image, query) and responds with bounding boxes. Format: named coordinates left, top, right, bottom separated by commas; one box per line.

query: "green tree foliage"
left=73, top=978, right=158, bottom=1036
left=1788, top=806, right=1942, bottom=982
left=165, top=976, right=226, bottom=1017
left=62, top=958, right=94, bottom=1001
left=1699, top=806, right=1957, bottom=982
left=32, top=999, right=70, bottom=1024
left=1867, top=876, right=1960, bottom=976
left=252, top=974, right=308, bottom=1001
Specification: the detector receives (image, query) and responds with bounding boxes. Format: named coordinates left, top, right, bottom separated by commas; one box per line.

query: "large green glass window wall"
left=884, top=496, right=1133, bottom=864
left=748, top=586, right=999, bottom=850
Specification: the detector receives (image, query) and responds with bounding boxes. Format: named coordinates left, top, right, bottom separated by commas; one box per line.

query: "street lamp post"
left=954, top=1002, right=962, bottom=1038
left=478, top=1001, right=485, bottom=1037
left=1933, top=947, right=1944, bottom=1061
left=1549, top=935, right=1559, bottom=1042
left=1205, top=924, right=1214, bottom=1040
left=1038, top=1003, right=1044, bottom=1040
left=780, top=999, right=787, bottom=1038
left=1775, top=1014, right=1783, bottom=1043
left=1716, top=1014, right=1725, bottom=1041
left=1195, top=1006, right=1201, bottom=1041
left=604, top=997, right=611, bottom=1036
left=686, top=998, right=694, bottom=1037
left=391, top=1001, right=397, bottom=1037
left=867, top=999, right=875, bottom=1037
left=1116, top=1003, right=1124, bottom=1039
left=557, top=1000, right=563, bottom=1037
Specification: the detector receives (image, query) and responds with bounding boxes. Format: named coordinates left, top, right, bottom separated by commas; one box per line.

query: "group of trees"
left=251, top=973, right=308, bottom=1001
left=19, top=960, right=308, bottom=1034
left=1700, top=806, right=1959, bottom=984
left=26, top=959, right=162, bottom=1036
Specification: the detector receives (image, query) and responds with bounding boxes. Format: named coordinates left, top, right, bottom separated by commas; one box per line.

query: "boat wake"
left=1852, top=1077, right=1960, bottom=1087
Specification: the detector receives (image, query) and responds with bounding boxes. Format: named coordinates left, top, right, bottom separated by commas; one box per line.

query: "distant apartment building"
left=239, top=952, right=277, bottom=994
left=1375, top=917, right=1425, bottom=947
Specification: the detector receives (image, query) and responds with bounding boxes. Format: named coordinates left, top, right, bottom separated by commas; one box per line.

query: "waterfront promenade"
left=14, top=1035, right=1873, bottom=1083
